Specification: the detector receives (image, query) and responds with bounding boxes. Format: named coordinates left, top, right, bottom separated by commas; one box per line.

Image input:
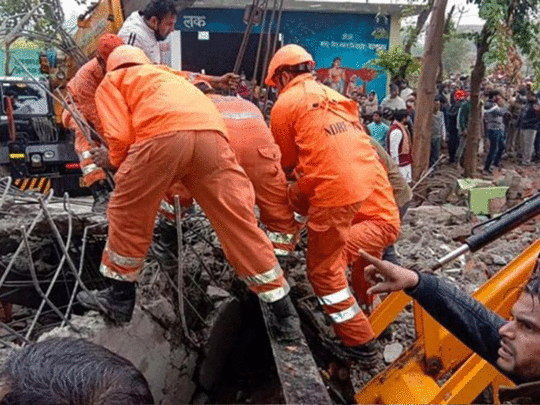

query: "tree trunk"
left=4, top=44, right=11, bottom=76
left=463, top=27, right=490, bottom=178
left=411, top=0, right=448, bottom=181
left=437, top=5, right=455, bottom=83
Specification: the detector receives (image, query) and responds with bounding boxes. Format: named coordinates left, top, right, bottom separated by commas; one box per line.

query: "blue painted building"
left=170, top=0, right=418, bottom=99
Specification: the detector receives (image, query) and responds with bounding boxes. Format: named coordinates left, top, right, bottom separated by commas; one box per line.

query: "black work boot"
left=339, top=340, right=379, bottom=367
left=77, top=280, right=136, bottom=323
left=267, top=295, right=302, bottom=343
left=90, top=180, right=110, bottom=214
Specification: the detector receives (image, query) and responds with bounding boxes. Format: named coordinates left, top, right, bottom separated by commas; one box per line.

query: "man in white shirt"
left=387, top=109, right=413, bottom=183
left=380, top=84, right=406, bottom=112
left=118, top=0, right=177, bottom=64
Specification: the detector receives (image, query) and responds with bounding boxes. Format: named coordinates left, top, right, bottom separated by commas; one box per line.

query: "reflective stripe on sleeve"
left=242, top=263, right=282, bottom=286
left=79, top=151, right=92, bottom=160
left=220, top=112, right=261, bottom=120
left=317, top=287, right=353, bottom=306
left=328, top=303, right=361, bottom=324
left=82, top=163, right=99, bottom=176
left=257, top=280, right=290, bottom=303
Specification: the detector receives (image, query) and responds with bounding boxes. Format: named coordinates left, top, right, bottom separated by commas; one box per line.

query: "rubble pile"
left=1, top=165, right=540, bottom=403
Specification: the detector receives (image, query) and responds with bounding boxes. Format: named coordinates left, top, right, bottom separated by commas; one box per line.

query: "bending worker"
left=77, top=46, right=300, bottom=342
left=265, top=44, right=400, bottom=364
left=156, top=82, right=300, bottom=258
left=63, top=34, right=124, bottom=213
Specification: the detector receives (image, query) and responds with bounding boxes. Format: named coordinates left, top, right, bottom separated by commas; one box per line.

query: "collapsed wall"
left=0, top=178, right=282, bottom=404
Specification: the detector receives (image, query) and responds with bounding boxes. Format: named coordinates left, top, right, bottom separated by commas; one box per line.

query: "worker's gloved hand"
left=90, top=146, right=112, bottom=169
left=215, top=73, right=240, bottom=90
left=360, top=250, right=420, bottom=295
left=287, top=182, right=309, bottom=217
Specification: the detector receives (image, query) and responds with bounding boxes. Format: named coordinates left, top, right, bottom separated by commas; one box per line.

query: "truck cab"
left=0, top=77, right=82, bottom=193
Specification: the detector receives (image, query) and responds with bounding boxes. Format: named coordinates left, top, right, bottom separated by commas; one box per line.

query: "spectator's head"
left=389, top=84, right=399, bottom=98
left=488, top=89, right=502, bottom=100
left=382, top=107, right=394, bottom=122
left=368, top=90, right=376, bottom=101
left=434, top=98, right=441, bottom=112
left=399, top=79, right=409, bottom=90
left=372, top=110, right=382, bottom=123
left=454, top=89, right=469, bottom=102
left=142, top=0, right=177, bottom=41
left=394, top=108, right=408, bottom=123
left=497, top=268, right=540, bottom=382
left=406, top=96, right=415, bottom=109
left=0, top=337, right=154, bottom=405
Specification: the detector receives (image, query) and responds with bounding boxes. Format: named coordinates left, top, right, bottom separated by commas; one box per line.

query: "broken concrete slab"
left=383, top=342, right=403, bottom=364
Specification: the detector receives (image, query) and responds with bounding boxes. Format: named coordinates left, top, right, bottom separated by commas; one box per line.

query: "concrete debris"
left=142, top=296, right=177, bottom=328
left=206, top=285, right=231, bottom=301
left=383, top=342, right=403, bottom=364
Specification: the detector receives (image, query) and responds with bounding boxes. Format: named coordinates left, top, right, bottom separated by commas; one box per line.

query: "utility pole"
left=411, top=0, right=448, bottom=181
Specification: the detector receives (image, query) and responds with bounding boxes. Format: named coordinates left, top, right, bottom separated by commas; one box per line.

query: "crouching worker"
left=77, top=46, right=299, bottom=341
left=362, top=250, right=540, bottom=403
left=0, top=337, right=153, bottom=405
left=265, top=44, right=400, bottom=364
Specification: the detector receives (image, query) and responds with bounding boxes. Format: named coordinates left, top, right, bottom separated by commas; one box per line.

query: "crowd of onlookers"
left=351, top=75, right=540, bottom=176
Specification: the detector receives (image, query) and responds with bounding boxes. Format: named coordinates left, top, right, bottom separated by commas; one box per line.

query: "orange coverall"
left=209, top=95, right=299, bottom=253
left=161, top=95, right=299, bottom=255
left=270, top=73, right=400, bottom=346
left=95, top=65, right=288, bottom=303
left=65, top=58, right=107, bottom=187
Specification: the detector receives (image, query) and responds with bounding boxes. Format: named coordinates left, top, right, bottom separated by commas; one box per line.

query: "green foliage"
left=442, top=36, right=475, bottom=74
left=367, top=46, right=422, bottom=80
left=459, top=0, right=540, bottom=83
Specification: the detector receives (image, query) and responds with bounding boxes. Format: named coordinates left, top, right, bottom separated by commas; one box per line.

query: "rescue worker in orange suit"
left=265, top=44, right=401, bottom=363
left=62, top=34, right=124, bottom=213
left=156, top=81, right=300, bottom=259
left=76, top=46, right=300, bottom=341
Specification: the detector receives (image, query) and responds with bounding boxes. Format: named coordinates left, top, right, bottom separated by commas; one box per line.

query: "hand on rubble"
left=360, top=250, right=419, bottom=295
left=90, top=146, right=112, bottom=169
left=214, top=73, right=240, bottom=90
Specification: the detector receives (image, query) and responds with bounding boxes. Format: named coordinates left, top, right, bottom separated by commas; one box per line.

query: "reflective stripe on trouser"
left=343, top=178, right=401, bottom=307
left=267, top=230, right=297, bottom=256
left=75, top=132, right=105, bottom=187
left=307, top=201, right=374, bottom=347
left=104, top=131, right=284, bottom=301
left=100, top=242, right=145, bottom=282
left=240, top=263, right=290, bottom=302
